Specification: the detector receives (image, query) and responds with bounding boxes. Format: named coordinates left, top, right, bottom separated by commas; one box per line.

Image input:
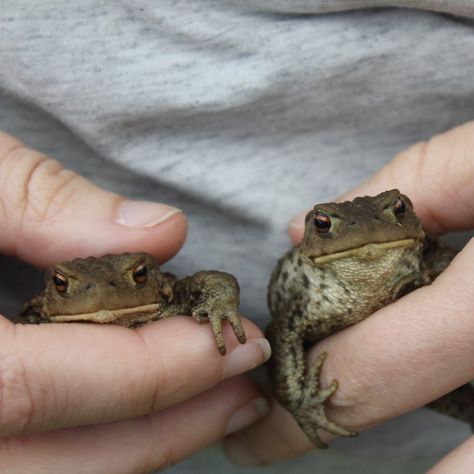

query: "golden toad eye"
left=393, top=197, right=406, bottom=216
left=133, top=262, right=148, bottom=284
left=314, top=212, right=331, bottom=233
left=52, top=272, right=68, bottom=293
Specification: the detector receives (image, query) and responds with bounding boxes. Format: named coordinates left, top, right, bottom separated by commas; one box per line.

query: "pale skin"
left=225, top=121, right=474, bottom=472
left=0, top=131, right=271, bottom=473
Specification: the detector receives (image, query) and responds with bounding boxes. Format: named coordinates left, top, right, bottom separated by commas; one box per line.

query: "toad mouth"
left=312, top=238, right=416, bottom=265
left=49, top=303, right=161, bottom=323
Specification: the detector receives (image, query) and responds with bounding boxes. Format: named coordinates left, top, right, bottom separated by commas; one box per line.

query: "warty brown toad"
left=20, top=252, right=246, bottom=355
left=267, top=189, right=473, bottom=448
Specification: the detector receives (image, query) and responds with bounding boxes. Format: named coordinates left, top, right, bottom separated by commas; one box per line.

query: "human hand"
left=225, top=122, right=474, bottom=471
left=0, top=131, right=271, bottom=473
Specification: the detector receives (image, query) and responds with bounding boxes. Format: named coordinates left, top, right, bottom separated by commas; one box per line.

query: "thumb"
left=0, top=131, right=187, bottom=266
left=288, top=121, right=474, bottom=244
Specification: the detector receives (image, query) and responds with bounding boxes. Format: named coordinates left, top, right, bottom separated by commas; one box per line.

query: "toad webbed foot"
left=186, top=270, right=246, bottom=355
left=192, top=303, right=246, bottom=355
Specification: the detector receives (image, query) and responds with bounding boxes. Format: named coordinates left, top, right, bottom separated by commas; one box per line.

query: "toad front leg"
left=162, top=271, right=246, bottom=355
left=267, top=304, right=357, bottom=448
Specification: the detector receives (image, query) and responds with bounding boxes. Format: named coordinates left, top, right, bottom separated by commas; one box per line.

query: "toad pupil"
left=53, top=273, right=68, bottom=292
left=133, top=263, right=148, bottom=283
left=314, top=212, right=331, bottom=233
left=393, top=197, right=406, bottom=215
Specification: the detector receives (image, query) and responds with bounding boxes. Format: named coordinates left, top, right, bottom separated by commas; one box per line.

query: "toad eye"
left=132, top=262, right=148, bottom=284
left=314, top=212, right=331, bottom=233
left=393, top=197, right=406, bottom=217
left=52, top=272, right=68, bottom=293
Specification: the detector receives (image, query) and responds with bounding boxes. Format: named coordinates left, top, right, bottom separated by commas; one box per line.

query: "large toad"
left=267, top=189, right=472, bottom=448
left=20, top=252, right=246, bottom=355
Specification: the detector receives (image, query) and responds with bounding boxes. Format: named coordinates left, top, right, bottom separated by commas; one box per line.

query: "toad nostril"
left=350, top=221, right=357, bottom=226
left=109, top=281, right=117, bottom=288
left=86, top=283, right=92, bottom=290
left=373, top=215, right=381, bottom=221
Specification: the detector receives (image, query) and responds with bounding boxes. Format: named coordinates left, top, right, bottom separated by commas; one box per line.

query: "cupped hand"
left=0, top=131, right=271, bottom=473
left=225, top=122, right=474, bottom=471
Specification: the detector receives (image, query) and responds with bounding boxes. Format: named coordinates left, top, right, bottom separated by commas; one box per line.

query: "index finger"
left=0, top=315, right=270, bottom=436
left=289, top=121, right=474, bottom=243
left=225, top=237, right=474, bottom=465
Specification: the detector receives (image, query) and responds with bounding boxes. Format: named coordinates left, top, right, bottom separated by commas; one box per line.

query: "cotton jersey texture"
left=1, top=1, right=474, bottom=472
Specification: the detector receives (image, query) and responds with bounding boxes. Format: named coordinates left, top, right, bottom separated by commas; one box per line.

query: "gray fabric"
left=1, top=1, right=474, bottom=472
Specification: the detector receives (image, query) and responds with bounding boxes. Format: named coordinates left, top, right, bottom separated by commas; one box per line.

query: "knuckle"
left=0, top=137, right=82, bottom=251
left=0, top=347, right=35, bottom=436
left=388, top=139, right=450, bottom=233
left=156, top=440, right=178, bottom=471
left=132, top=330, right=175, bottom=413
left=138, top=416, right=179, bottom=472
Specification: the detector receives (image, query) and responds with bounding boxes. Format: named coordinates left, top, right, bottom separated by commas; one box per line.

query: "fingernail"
left=289, top=211, right=306, bottom=229
left=223, top=338, right=271, bottom=379
left=117, top=200, right=181, bottom=228
left=224, top=397, right=269, bottom=435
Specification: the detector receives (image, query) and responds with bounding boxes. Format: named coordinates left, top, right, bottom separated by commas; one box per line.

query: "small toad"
left=267, top=189, right=471, bottom=448
left=20, top=252, right=246, bottom=355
